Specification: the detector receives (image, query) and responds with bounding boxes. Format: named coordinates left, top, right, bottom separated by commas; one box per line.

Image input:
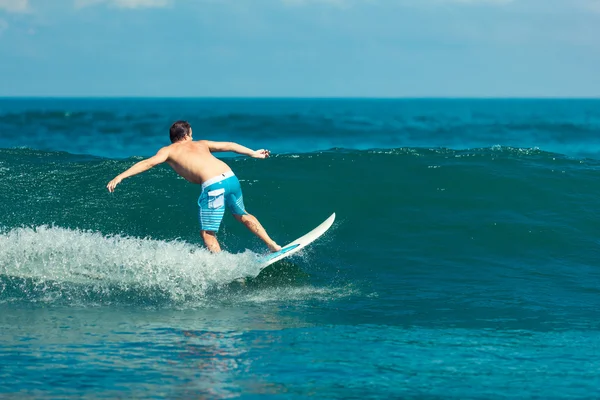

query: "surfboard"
left=258, top=212, right=336, bottom=270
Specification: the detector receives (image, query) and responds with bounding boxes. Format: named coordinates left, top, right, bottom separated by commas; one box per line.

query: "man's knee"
left=200, top=230, right=221, bottom=252
left=200, top=230, right=217, bottom=240
left=233, top=213, right=252, bottom=222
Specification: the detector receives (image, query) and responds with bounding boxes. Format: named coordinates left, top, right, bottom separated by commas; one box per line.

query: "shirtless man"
left=106, top=120, right=281, bottom=253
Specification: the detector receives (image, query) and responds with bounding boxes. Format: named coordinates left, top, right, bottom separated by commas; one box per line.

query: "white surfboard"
left=257, top=213, right=336, bottom=270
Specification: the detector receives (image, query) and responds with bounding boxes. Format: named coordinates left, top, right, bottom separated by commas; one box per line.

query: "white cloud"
left=581, top=0, right=600, bottom=13
left=75, top=0, right=171, bottom=9
left=439, top=0, right=514, bottom=3
left=0, top=0, right=29, bottom=13
left=280, top=0, right=515, bottom=7
left=282, top=0, right=347, bottom=5
left=73, top=0, right=519, bottom=10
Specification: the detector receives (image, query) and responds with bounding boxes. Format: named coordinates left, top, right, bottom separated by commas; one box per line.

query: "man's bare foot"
left=269, top=243, right=282, bottom=252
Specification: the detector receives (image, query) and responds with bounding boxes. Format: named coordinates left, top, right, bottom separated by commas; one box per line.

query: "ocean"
left=1, top=98, right=600, bottom=398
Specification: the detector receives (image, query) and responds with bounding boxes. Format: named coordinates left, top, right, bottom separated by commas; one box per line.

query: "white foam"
left=238, top=285, right=358, bottom=304
left=0, top=226, right=262, bottom=302
left=0, top=226, right=352, bottom=306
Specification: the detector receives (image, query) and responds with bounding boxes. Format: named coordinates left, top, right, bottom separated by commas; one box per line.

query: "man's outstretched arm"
left=203, top=141, right=270, bottom=159
left=107, top=147, right=170, bottom=192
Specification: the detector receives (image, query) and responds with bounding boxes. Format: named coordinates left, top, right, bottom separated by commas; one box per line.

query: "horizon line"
left=1, top=95, right=599, bottom=100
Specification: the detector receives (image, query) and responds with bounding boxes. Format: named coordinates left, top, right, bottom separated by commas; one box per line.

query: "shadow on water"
left=224, top=260, right=310, bottom=291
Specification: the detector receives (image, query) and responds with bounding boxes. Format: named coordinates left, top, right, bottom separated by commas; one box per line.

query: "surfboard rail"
left=258, top=212, right=336, bottom=269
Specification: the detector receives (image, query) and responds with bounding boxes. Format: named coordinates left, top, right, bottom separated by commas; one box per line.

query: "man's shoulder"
left=172, top=140, right=211, bottom=153
left=192, top=140, right=213, bottom=151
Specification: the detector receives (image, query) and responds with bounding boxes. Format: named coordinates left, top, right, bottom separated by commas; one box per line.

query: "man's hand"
left=251, top=149, right=271, bottom=159
left=107, top=176, right=122, bottom=193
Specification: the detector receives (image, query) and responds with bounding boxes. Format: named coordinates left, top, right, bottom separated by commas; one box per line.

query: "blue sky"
left=0, top=0, right=599, bottom=97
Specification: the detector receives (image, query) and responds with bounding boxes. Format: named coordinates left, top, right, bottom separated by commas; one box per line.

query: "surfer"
left=106, top=120, right=282, bottom=253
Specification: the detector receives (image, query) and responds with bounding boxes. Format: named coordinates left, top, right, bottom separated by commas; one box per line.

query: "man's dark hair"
left=170, top=120, right=192, bottom=143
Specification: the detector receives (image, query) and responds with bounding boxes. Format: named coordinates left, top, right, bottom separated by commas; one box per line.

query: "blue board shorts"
left=198, top=171, right=247, bottom=232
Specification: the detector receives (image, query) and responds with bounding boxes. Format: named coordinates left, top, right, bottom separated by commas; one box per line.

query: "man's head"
left=169, top=120, right=192, bottom=143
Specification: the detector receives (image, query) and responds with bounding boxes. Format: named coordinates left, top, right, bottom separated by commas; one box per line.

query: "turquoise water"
left=2, top=99, right=600, bottom=398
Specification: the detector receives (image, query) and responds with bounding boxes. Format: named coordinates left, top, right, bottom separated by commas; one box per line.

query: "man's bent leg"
left=200, top=230, right=221, bottom=253
left=234, top=213, right=282, bottom=252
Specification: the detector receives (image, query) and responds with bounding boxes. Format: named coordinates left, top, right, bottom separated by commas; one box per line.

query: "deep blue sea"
left=2, top=98, right=600, bottom=398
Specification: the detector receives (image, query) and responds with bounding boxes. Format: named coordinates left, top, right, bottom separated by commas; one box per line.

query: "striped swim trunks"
left=198, top=171, right=247, bottom=232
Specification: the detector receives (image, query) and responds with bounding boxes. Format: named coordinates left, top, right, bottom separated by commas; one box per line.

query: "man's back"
left=106, top=120, right=280, bottom=252
left=165, top=140, right=231, bottom=184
